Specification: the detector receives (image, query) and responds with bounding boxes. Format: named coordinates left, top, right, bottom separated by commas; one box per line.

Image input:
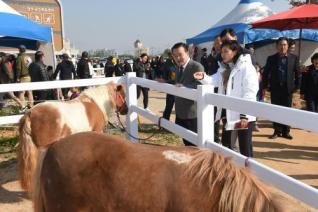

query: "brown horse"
left=33, top=132, right=287, bottom=212
left=17, top=82, right=127, bottom=192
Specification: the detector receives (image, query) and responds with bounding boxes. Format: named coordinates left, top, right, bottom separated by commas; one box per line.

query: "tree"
left=161, top=48, right=171, bottom=58
left=281, top=0, right=318, bottom=7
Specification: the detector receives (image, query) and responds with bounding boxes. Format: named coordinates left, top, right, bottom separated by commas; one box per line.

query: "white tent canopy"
left=214, top=0, right=273, bottom=27
left=0, top=0, right=20, bottom=15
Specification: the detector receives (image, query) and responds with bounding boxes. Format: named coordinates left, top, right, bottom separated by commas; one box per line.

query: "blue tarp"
left=186, top=22, right=318, bottom=45
left=186, top=23, right=250, bottom=44
left=0, top=12, right=52, bottom=49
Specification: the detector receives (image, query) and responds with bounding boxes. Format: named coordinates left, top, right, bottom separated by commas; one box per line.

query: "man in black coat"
left=53, top=53, right=77, bottom=99
left=29, top=51, right=50, bottom=104
left=104, top=56, right=115, bottom=77
left=123, top=59, right=132, bottom=73
left=53, top=53, right=77, bottom=80
left=77, top=51, right=91, bottom=79
left=263, top=37, right=300, bottom=140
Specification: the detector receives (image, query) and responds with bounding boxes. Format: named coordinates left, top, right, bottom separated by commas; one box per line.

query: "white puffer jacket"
left=200, top=54, right=259, bottom=130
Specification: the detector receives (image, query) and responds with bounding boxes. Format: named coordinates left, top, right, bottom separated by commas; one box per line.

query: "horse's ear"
left=116, top=84, right=125, bottom=91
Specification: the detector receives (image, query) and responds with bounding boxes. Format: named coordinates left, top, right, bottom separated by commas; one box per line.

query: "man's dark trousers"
left=175, top=117, right=197, bottom=146
left=163, top=94, right=175, bottom=120
left=271, top=85, right=292, bottom=135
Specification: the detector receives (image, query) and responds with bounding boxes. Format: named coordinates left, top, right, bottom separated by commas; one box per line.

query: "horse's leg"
left=33, top=148, right=48, bottom=212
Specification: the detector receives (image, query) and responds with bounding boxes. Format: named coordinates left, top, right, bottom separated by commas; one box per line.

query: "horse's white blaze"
left=50, top=102, right=91, bottom=133
left=163, top=151, right=192, bottom=164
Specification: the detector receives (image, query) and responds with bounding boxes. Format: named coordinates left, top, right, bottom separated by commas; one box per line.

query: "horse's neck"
left=80, top=94, right=112, bottom=120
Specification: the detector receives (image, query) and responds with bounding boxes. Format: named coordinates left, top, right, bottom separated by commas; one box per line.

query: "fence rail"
left=0, top=72, right=317, bottom=209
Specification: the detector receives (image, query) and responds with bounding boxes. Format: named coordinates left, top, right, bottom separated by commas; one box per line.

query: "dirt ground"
left=0, top=90, right=317, bottom=211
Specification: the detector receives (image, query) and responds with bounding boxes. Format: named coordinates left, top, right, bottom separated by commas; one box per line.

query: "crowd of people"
left=137, top=28, right=317, bottom=158
left=1, top=28, right=318, bottom=158
left=0, top=48, right=97, bottom=111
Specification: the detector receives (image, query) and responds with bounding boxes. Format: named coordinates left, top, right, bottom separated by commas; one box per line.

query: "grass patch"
left=106, top=124, right=182, bottom=146
left=0, top=105, right=19, bottom=116
left=0, top=136, right=18, bottom=151
left=0, top=136, right=18, bottom=162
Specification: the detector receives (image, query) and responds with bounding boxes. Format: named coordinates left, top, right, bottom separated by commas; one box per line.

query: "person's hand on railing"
left=193, top=72, right=204, bottom=80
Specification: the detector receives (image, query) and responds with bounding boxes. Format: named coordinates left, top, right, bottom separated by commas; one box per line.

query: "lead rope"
left=115, top=111, right=164, bottom=143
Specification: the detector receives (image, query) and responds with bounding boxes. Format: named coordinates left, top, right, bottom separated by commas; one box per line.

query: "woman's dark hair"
left=311, top=53, right=318, bottom=63
left=221, top=40, right=243, bottom=64
left=171, top=42, right=188, bottom=52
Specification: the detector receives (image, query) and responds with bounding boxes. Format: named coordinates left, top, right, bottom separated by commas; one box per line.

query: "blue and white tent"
left=0, top=0, right=52, bottom=49
left=186, top=0, right=318, bottom=65
left=186, top=0, right=274, bottom=45
left=186, top=0, right=318, bottom=45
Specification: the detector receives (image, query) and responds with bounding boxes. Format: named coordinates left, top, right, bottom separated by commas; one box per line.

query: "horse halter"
left=115, top=88, right=127, bottom=115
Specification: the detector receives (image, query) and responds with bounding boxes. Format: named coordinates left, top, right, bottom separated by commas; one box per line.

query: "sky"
left=62, top=0, right=290, bottom=54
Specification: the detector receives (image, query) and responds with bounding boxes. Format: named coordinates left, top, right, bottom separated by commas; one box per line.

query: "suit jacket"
left=175, top=60, right=204, bottom=119
left=263, top=53, right=299, bottom=94
left=300, top=65, right=318, bottom=99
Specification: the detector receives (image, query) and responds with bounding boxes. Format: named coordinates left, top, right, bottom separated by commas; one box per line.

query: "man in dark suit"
left=171, top=42, right=204, bottom=146
left=263, top=37, right=300, bottom=140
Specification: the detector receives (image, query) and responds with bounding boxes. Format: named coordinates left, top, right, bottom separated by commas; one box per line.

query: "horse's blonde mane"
left=186, top=150, right=284, bottom=212
left=81, top=84, right=116, bottom=119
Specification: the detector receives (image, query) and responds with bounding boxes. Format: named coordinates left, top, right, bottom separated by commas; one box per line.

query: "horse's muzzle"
left=119, top=104, right=128, bottom=115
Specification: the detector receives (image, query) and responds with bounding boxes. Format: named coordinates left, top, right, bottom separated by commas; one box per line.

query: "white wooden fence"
left=0, top=72, right=317, bottom=209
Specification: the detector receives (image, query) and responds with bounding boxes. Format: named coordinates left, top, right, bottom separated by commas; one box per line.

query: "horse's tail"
left=17, top=112, right=37, bottom=192
left=33, top=149, right=48, bottom=212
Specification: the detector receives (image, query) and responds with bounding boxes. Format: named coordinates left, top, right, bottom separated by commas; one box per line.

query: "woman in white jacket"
left=194, top=40, right=259, bottom=157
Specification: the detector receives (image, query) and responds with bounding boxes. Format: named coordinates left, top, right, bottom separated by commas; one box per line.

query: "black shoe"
left=282, top=134, right=293, bottom=140
left=269, top=132, right=281, bottom=139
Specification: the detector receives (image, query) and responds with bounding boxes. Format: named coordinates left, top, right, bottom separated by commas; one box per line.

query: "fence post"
left=197, top=85, right=214, bottom=147
left=126, top=72, right=138, bottom=142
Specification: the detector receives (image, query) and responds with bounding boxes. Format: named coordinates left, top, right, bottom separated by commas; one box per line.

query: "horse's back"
left=27, top=99, right=105, bottom=147
left=26, top=102, right=70, bottom=147
left=40, top=132, right=206, bottom=212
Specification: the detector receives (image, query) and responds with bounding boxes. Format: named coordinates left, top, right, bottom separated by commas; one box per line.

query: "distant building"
left=58, top=38, right=79, bottom=58
left=4, top=0, right=65, bottom=52
left=134, top=39, right=149, bottom=57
